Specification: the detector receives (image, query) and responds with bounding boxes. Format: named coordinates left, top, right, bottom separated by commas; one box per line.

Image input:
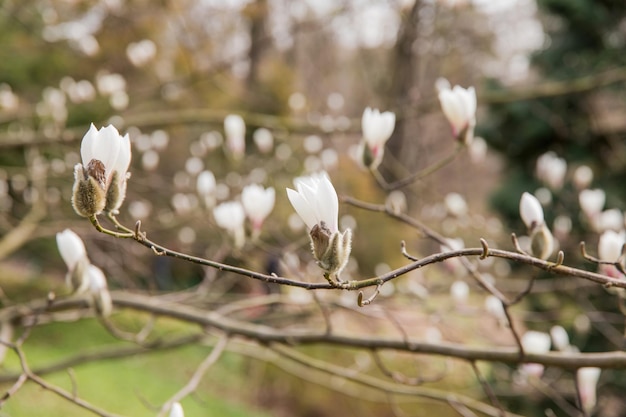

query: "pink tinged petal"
left=56, top=229, right=87, bottom=270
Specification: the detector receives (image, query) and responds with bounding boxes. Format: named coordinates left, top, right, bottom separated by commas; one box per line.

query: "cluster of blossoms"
left=55, top=229, right=112, bottom=316
left=520, top=328, right=601, bottom=413
left=212, top=183, right=276, bottom=248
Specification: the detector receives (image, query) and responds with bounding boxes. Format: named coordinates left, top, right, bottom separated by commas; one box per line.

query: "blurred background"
left=0, top=0, right=625, bottom=416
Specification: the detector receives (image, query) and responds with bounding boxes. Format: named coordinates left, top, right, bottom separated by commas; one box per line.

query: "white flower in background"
left=444, top=192, right=468, bottom=217
left=96, top=72, right=127, bottom=96
left=598, top=230, right=625, bottom=264
left=169, top=402, right=185, bottom=417
left=197, top=170, right=216, bottom=207
left=213, top=201, right=246, bottom=248
left=253, top=128, right=274, bottom=153
left=287, top=172, right=352, bottom=281
left=549, top=325, right=570, bottom=352
left=594, top=209, right=624, bottom=233
left=56, top=229, right=91, bottom=294
left=520, top=330, right=551, bottom=378
left=579, top=189, right=605, bottom=219
left=242, top=184, right=275, bottom=236
left=577, top=367, right=601, bottom=414
left=520, top=192, right=544, bottom=230
left=485, top=295, right=506, bottom=323
left=573, top=165, right=593, bottom=189
left=72, top=124, right=132, bottom=216
left=359, top=107, right=396, bottom=169
left=520, top=192, right=554, bottom=260
left=87, top=264, right=112, bottom=317
left=441, top=238, right=466, bottom=277
left=126, top=39, right=156, bottom=67
left=468, top=136, right=487, bottom=164
left=224, top=114, right=246, bottom=160
left=437, top=81, right=477, bottom=144
left=0, top=84, right=19, bottom=111
left=535, top=151, right=567, bottom=190
left=450, top=280, right=469, bottom=305
left=598, top=230, right=626, bottom=279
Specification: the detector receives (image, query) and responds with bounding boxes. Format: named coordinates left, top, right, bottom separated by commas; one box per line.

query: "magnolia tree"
left=1, top=77, right=624, bottom=417
left=1, top=2, right=626, bottom=417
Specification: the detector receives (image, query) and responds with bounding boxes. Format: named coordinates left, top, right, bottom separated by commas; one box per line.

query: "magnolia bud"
left=310, top=222, right=352, bottom=280
left=530, top=223, right=555, bottom=261
left=71, top=163, right=106, bottom=217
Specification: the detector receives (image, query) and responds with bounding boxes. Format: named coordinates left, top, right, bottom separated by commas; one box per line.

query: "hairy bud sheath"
left=71, top=162, right=107, bottom=217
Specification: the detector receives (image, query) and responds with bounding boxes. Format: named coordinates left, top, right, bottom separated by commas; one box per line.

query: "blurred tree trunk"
left=385, top=1, right=421, bottom=179
left=245, top=0, right=268, bottom=90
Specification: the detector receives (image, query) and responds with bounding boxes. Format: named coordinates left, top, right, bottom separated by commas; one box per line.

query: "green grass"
left=0, top=317, right=273, bottom=417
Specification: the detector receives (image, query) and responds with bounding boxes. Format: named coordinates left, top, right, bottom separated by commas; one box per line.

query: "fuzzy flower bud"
left=579, top=189, right=605, bottom=219
left=287, top=172, right=352, bottom=281
left=535, top=151, right=567, bottom=190
left=360, top=107, right=395, bottom=169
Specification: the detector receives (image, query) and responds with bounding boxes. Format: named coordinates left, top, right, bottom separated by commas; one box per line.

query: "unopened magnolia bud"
left=71, top=163, right=106, bottom=217
left=530, top=223, right=554, bottom=261
left=104, top=170, right=129, bottom=213
left=310, top=222, right=352, bottom=280
left=310, top=221, right=332, bottom=261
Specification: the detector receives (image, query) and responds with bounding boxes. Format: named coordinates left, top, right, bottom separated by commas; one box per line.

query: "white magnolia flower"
left=73, top=124, right=132, bottom=215
left=287, top=172, right=351, bottom=281
left=536, top=151, right=567, bottom=190
left=169, top=402, right=185, bottom=417
left=598, top=230, right=625, bottom=263
left=595, top=209, right=624, bottom=232
left=253, top=128, right=274, bottom=153
left=56, top=229, right=90, bottom=294
left=196, top=170, right=216, bottom=196
left=56, top=229, right=87, bottom=272
left=450, top=280, right=469, bottom=305
left=577, top=367, right=601, bottom=414
left=126, top=39, right=156, bottom=67
left=520, top=192, right=554, bottom=261
left=360, top=107, right=395, bottom=169
left=241, top=184, right=275, bottom=231
left=224, top=114, right=246, bottom=159
left=549, top=325, right=570, bottom=352
left=573, top=165, right=593, bottom=189
left=287, top=172, right=339, bottom=233
left=213, top=201, right=246, bottom=248
left=444, top=192, right=468, bottom=217
left=87, top=264, right=112, bottom=317
left=520, top=330, right=551, bottom=378
left=520, top=192, right=544, bottom=230
left=579, top=189, right=605, bottom=218
left=438, top=83, right=477, bottom=144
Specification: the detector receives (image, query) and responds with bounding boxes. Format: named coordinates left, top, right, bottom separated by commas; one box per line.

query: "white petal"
left=287, top=187, right=318, bottom=230
left=56, top=229, right=87, bottom=270
left=520, top=192, right=544, bottom=229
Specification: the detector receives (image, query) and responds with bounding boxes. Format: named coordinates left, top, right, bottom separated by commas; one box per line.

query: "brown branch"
left=156, top=335, right=228, bottom=417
